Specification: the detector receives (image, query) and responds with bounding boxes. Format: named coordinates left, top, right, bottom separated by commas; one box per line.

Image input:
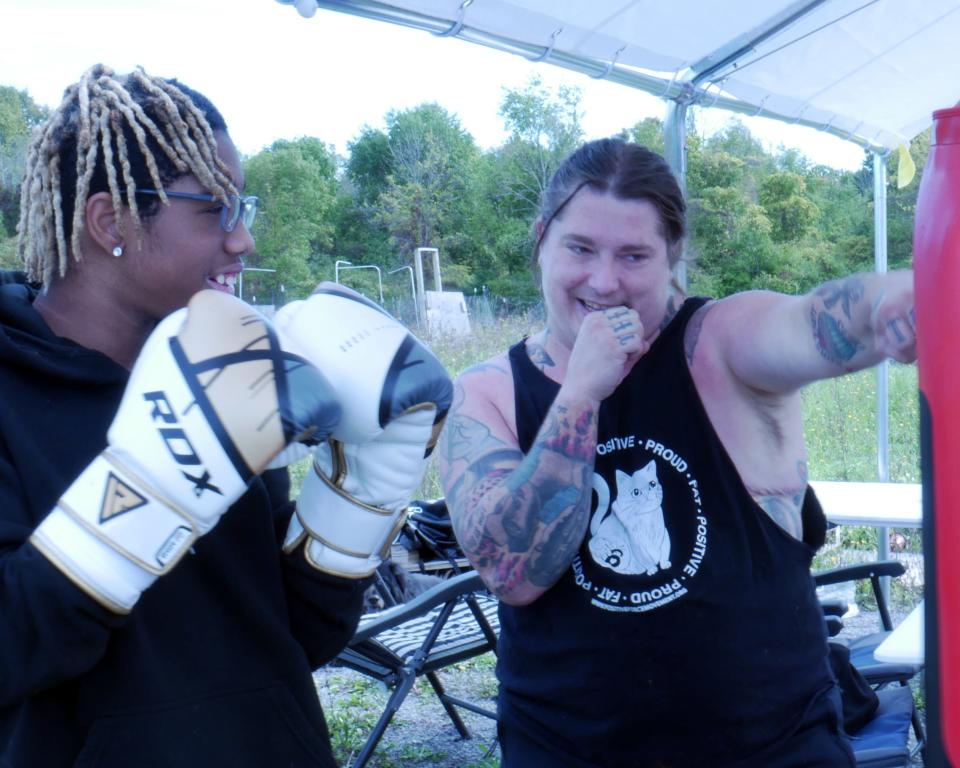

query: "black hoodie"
left=0, top=273, right=364, bottom=767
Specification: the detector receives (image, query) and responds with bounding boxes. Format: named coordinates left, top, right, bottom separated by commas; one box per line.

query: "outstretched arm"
left=700, top=269, right=915, bottom=395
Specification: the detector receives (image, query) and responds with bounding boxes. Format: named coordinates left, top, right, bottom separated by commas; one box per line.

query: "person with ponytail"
left=439, top=137, right=915, bottom=768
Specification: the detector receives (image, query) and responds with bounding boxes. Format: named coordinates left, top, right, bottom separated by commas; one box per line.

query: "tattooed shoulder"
left=659, top=294, right=680, bottom=331
left=442, top=411, right=515, bottom=466
left=809, top=305, right=863, bottom=364
left=754, top=493, right=804, bottom=540
left=684, top=301, right=716, bottom=365
left=526, top=338, right=555, bottom=371
left=815, top=276, right=864, bottom=319
left=460, top=357, right=510, bottom=379
left=454, top=356, right=514, bottom=415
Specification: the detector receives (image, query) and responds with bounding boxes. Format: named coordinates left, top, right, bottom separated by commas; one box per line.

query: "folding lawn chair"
left=815, top=560, right=925, bottom=760
left=332, top=569, right=500, bottom=768
left=846, top=686, right=917, bottom=767
left=816, top=561, right=922, bottom=686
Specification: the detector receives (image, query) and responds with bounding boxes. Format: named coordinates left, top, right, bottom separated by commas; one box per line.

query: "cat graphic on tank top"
left=589, top=461, right=672, bottom=575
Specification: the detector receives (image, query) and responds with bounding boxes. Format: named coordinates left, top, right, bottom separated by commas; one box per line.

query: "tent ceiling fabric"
left=299, top=0, right=960, bottom=152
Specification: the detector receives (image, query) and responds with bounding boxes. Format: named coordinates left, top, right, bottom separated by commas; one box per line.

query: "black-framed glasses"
left=133, top=188, right=259, bottom=233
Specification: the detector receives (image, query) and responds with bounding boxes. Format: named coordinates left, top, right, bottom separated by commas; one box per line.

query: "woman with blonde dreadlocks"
left=0, top=64, right=367, bottom=767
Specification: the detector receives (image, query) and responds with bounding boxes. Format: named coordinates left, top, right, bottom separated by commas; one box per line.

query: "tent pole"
left=873, top=151, right=890, bottom=484
left=664, top=99, right=689, bottom=292
left=873, top=150, right=892, bottom=599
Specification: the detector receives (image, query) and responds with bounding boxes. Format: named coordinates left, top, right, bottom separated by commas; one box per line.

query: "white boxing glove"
left=275, top=284, right=453, bottom=578
left=31, top=290, right=341, bottom=613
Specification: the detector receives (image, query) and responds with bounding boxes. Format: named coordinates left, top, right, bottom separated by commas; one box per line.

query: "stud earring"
left=112, top=245, right=123, bottom=258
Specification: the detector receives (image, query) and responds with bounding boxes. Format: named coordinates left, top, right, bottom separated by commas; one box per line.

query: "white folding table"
left=809, top=480, right=922, bottom=610
left=873, top=601, right=924, bottom=665
left=809, top=481, right=922, bottom=528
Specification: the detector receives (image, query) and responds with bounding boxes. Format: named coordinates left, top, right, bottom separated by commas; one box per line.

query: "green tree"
left=625, top=117, right=665, bottom=155
left=0, top=217, right=18, bottom=272
left=703, top=119, right=770, bottom=170
left=0, top=86, right=47, bottom=187
left=329, top=183, right=391, bottom=277
left=687, top=150, right=746, bottom=194
left=373, top=103, right=482, bottom=288
left=802, top=163, right=873, bottom=277
left=684, top=118, right=881, bottom=295
left=336, top=128, right=397, bottom=285
left=690, top=185, right=779, bottom=294
left=496, top=77, right=584, bottom=217
left=244, top=137, right=339, bottom=299
left=459, top=152, right=538, bottom=300
left=0, top=86, right=48, bottom=244
left=345, top=127, right=393, bottom=208
left=759, top=171, right=819, bottom=243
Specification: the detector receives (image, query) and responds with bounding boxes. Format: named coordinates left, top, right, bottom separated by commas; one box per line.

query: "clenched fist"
left=562, top=306, right=649, bottom=404
left=871, top=271, right=917, bottom=364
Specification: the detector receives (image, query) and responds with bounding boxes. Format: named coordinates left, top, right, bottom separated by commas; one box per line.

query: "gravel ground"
left=315, top=658, right=500, bottom=768
left=316, top=607, right=926, bottom=768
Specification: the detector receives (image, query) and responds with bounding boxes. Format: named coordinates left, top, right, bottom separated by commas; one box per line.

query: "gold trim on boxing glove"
left=427, top=415, right=447, bottom=455
left=301, top=546, right=377, bottom=580
left=310, top=458, right=395, bottom=519
left=281, top=520, right=308, bottom=555
left=295, top=506, right=416, bottom=580
left=329, top=439, right=347, bottom=487
left=396, top=402, right=443, bottom=455
left=378, top=507, right=411, bottom=561
left=401, top=402, right=437, bottom=415
left=294, top=504, right=387, bottom=559
left=29, top=534, right=133, bottom=615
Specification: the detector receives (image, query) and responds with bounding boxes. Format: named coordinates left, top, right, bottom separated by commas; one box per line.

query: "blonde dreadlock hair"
left=17, top=63, right=237, bottom=286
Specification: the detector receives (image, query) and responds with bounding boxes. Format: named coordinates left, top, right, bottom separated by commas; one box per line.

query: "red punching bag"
left=914, top=107, right=960, bottom=766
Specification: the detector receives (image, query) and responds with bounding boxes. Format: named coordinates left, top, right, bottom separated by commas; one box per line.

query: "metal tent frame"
left=275, top=0, right=955, bottom=546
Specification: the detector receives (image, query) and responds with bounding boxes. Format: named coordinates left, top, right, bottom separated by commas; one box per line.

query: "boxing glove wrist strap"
left=282, top=461, right=409, bottom=578
left=30, top=449, right=199, bottom=613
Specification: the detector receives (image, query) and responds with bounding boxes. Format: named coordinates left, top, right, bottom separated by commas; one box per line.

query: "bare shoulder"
left=684, top=292, right=801, bottom=444
left=457, top=350, right=513, bottom=391
left=441, top=350, right=520, bottom=468
left=686, top=293, right=809, bottom=504
left=683, top=299, right=719, bottom=366
left=685, top=292, right=809, bottom=378
left=455, top=351, right=515, bottom=423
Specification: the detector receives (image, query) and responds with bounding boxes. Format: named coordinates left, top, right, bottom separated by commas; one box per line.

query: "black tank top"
left=499, top=297, right=839, bottom=768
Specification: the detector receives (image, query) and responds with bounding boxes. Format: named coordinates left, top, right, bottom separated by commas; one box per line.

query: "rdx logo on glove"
left=143, top=391, right=223, bottom=498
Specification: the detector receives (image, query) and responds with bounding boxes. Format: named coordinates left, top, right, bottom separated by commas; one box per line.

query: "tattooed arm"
left=695, top=270, right=916, bottom=395
left=439, top=310, right=648, bottom=605
left=684, top=274, right=912, bottom=540
left=438, top=369, right=597, bottom=605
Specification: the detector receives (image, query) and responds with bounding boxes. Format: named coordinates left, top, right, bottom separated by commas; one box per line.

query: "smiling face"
left=538, top=187, right=674, bottom=355
left=115, top=131, right=251, bottom=322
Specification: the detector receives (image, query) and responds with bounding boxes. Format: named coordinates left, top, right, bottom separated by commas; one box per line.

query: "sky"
left=2, top=0, right=867, bottom=170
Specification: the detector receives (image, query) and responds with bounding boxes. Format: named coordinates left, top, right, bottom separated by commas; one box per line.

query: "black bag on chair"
left=400, top=499, right=464, bottom=566
left=829, top=641, right=880, bottom=732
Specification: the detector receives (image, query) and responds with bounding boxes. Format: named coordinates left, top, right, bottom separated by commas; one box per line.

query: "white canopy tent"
left=274, top=0, right=960, bottom=489
left=275, top=0, right=960, bottom=152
